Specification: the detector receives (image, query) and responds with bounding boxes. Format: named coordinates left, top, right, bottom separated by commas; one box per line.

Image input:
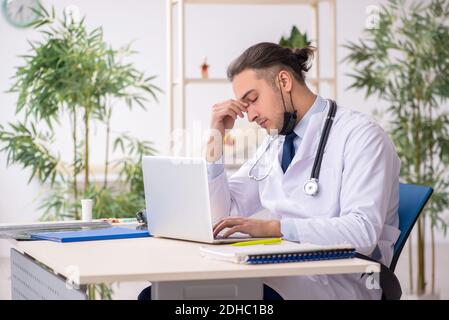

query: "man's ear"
left=278, top=70, right=293, bottom=92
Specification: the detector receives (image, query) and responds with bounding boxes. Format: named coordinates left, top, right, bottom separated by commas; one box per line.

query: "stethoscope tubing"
left=310, top=100, right=337, bottom=180
left=248, top=99, right=337, bottom=192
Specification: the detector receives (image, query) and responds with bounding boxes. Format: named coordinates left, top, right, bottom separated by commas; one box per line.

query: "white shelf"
left=166, top=0, right=337, bottom=156
left=178, top=78, right=229, bottom=85
left=173, top=0, right=326, bottom=5
left=171, top=77, right=335, bottom=86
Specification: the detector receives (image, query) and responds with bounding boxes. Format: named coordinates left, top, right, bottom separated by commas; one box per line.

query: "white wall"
left=0, top=0, right=168, bottom=227
left=0, top=0, right=447, bottom=244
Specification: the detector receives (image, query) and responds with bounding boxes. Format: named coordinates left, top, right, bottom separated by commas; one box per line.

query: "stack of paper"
left=0, top=221, right=111, bottom=240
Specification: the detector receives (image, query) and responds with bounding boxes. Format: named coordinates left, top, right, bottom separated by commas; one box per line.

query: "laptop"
left=142, top=156, right=268, bottom=244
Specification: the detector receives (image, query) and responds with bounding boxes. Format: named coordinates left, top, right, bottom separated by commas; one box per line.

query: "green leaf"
left=278, top=25, right=311, bottom=49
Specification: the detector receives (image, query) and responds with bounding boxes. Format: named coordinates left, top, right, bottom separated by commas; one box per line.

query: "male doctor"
left=206, top=42, right=401, bottom=300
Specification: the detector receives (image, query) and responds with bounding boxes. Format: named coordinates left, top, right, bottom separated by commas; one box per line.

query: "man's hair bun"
left=293, top=46, right=315, bottom=72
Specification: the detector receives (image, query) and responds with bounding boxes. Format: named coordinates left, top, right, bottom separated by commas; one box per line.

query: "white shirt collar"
left=293, top=95, right=327, bottom=139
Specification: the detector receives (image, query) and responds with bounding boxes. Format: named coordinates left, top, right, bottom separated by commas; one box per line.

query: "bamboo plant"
left=0, top=5, right=161, bottom=299
left=344, top=0, right=449, bottom=296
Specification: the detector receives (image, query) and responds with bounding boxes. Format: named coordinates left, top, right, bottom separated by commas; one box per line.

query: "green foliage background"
left=0, top=6, right=161, bottom=299
left=344, top=0, right=449, bottom=295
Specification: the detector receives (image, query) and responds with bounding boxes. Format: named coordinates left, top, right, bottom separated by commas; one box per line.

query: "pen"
left=231, top=238, right=282, bottom=247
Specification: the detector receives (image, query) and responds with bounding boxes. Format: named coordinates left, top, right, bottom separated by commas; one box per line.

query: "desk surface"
left=15, top=237, right=379, bottom=285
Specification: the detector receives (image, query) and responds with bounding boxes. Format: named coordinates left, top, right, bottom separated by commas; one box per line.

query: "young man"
left=206, top=42, right=401, bottom=299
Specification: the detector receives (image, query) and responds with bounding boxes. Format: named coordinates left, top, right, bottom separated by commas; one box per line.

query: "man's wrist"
left=268, top=220, right=282, bottom=237
left=206, top=155, right=225, bottom=180
left=206, top=130, right=224, bottom=162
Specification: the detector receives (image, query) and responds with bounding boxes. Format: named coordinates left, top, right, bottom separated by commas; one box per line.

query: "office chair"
left=357, top=183, right=433, bottom=300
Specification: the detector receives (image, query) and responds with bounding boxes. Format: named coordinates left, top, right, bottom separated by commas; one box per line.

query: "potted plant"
left=343, top=0, right=449, bottom=298
left=0, top=5, right=161, bottom=299
left=279, top=25, right=311, bottom=49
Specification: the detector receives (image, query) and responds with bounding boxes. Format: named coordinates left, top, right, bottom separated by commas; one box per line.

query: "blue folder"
left=30, top=227, right=150, bottom=243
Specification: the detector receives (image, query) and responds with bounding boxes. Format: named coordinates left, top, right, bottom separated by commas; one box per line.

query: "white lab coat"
left=208, top=102, right=401, bottom=300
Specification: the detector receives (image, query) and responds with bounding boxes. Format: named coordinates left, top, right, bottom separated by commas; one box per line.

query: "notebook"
left=199, top=241, right=356, bottom=264
left=30, top=226, right=150, bottom=243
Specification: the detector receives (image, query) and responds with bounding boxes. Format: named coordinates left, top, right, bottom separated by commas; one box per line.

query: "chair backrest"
left=390, top=183, right=433, bottom=271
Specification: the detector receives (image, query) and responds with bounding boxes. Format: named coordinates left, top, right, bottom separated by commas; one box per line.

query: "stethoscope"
left=248, top=99, right=337, bottom=196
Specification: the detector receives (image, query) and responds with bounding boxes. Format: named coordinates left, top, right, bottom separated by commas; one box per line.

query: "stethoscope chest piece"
left=304, top=178, right=319, bottom=196
left=302, top=100, right=337, bottom=196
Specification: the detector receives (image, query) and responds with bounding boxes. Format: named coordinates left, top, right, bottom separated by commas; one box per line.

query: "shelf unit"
left=166, top=0, right=337, bottom=155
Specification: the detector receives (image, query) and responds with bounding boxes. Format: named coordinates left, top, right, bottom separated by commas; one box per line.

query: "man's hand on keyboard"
left=213, top=216, right=282, bottom=238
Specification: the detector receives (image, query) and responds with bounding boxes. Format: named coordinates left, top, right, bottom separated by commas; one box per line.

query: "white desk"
left=10, top=237, right=379, bottom=300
